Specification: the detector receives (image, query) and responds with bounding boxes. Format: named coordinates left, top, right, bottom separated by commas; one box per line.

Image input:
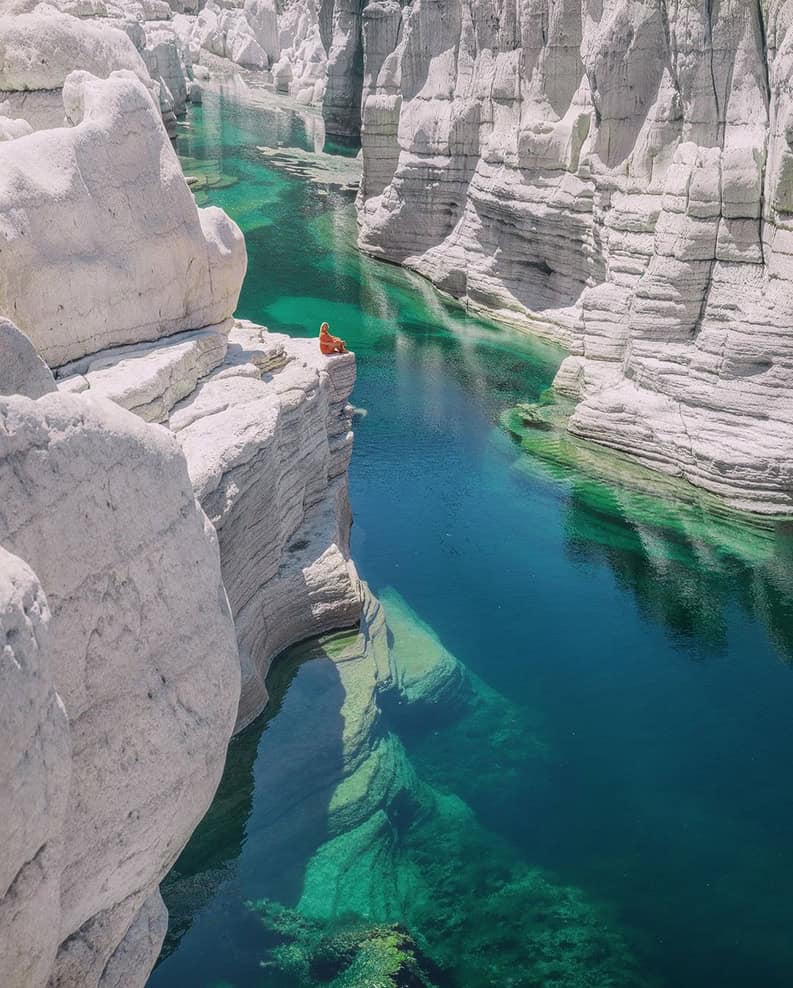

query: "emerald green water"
left=149, top=88, right=793, bottom=987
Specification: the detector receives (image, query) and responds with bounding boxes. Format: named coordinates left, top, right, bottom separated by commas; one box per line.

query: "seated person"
left=319, top=321, right=348, bottom=354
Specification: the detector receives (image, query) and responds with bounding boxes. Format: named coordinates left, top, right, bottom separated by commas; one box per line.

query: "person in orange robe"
left=319, top=321, right=348, bottom=354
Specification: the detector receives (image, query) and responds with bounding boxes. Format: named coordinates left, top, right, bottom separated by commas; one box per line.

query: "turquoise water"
left=149, top=87, right=793, bottom=987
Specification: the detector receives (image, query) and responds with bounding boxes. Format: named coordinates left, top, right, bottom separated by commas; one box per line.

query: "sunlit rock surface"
left=0, top=71, right=245, bottom=367
left=0, top=391, right=240, bottom=988
left=272, top=0, right=328, bottom=105
left=354, top=0, right=793, bottom=513
left=59, top=318, right=362, bottom=730
left=0, top=1, right=199, bottom=134
left=168, top=323, right=362, bottom=730
left=0, top=59, right=361, bottom=987
left=191, top=0, right=270, bottom=69
left=0, top=547, right=69, bottom=988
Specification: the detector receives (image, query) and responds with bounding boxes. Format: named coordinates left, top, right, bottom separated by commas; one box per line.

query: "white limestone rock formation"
left=138, top=21, right=191, bottom=123
left=0, top=4, right=155, bottom=128
left=319, top=0, right=364, bottom=137
left=272, top=0, right=328, bottom=104
left=0, top=99, right=33, bottom=139
left=173, top=325, right=361, bottom=730
left=354, top=0, right=793, bottom=513
left=0, top=70, right=245, bottom=367
left=244, top=0, right=279, bottom=63
left=0, top=390, right=241, bottom=987
left=0, top=65, right=360, bottom=733
left=60, top=319, right=363, bottom=731
left=0, top=55, right=363, bottom=985
left=0, top=0, right=197, bottom=134
left=0, top=4, right=151, bottom=91
left=190, top=0, right=271, bottom=68
left=0, top=547, right=70, bottom=988
left=0, top=317, right=56, bottom=399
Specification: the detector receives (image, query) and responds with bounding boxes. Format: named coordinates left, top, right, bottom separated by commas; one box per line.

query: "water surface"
left=149, top=86, right=793, bottom=988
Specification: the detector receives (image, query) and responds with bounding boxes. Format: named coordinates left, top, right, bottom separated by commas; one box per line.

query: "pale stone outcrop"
left=270, top=0, right=327, bottom=104
left=0, top=547, right=70, bottom=988
left=320, top=0, right=364, bottom=137
left=353, top=0, right=793, bottom=513
left=0, top=70, right=245, bottom=367
left=0, top=391, right=241, bottom=987
left=61, top=319, right=363, bottom=731
left=0, top=100, right=32, bottom=139
left=0, top=1, right=197, bottom=134
left=0, top=317, right=56, bottom=399
left=0, top=4, right=157, bottom=128
left=0, top=60, right=362, bottom=985
left=174, top=326, right=360, bottom=730
left=244, top=0, right=279, bottom=63
left=191, top=0, right=269, bottom=68
left=55, top=323, right=232, bottom=421
left=0, top=4, right=150, bottom=91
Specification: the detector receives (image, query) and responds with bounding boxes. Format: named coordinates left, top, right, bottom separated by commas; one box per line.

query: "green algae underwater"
left=148, top=86, right=793, bottom=988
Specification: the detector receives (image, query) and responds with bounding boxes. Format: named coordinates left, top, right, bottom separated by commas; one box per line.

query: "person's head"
left=320, top=322, right=330, bottom=334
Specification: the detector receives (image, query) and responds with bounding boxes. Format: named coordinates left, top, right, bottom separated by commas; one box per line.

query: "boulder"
left=0, top=71, right=246, bottom=367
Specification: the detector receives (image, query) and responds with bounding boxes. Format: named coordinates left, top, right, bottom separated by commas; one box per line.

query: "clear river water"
left=148, top=83, right=793, bottom=988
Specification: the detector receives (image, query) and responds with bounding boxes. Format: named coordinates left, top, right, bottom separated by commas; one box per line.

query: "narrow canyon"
left=2, top=2, right=793, bottom=987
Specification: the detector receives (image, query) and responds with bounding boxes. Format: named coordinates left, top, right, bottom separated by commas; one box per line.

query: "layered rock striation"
left=0, top=65, right=360, bottom=985
left=0, top=331, right=241, bottom=987
left=353, top=0, right=793, bottom=513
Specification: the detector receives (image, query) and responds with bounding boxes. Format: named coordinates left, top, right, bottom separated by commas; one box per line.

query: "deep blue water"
left=148, top=86, right=793, bottom=988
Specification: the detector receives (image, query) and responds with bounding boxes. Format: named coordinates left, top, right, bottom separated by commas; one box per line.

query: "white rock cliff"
left=354, top=0, right=793, bottom=512
left=0, top=64, right=360, bottom=986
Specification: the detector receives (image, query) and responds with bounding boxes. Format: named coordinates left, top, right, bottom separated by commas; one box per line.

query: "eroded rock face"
left=0, top=4, right=151, bottom=92
left=273, top=0, right=329, bottom=105
left=0, top=317, right=56, bottom=399
left=0, top=391, right=241, bottom=987
left=61, top=319, right=363, bottom=731
left=0, top=1, right=198, bottom=136
left=0, top=20, right=363, bottom=988
left=354, top=0, right=793, bottom=512
left=192, top=0, right=270, bottom=69
left=0, top=547, right=69, bottom=988
left=0, top=70, right=245, bottom=367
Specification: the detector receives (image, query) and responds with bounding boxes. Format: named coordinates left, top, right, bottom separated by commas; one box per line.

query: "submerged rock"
left=250, top=905, right=447, bottom=988
left=376, top=588, right=470, bottom=722
left=161, top=581, right=651, bottom=987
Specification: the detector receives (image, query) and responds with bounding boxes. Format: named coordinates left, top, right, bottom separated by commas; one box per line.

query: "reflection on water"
left=504, top=401, right=793, bottom=663
left=150, top=84, right=793, bottom=988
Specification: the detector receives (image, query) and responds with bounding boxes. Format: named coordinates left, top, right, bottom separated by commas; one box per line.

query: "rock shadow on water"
left=151, top=635, right=349, bottom=986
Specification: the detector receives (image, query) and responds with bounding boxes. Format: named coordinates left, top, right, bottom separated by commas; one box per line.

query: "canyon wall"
left=0, top=53, right=360, bottom=988
left=156, top=0, right=793, bottom=512
left=352, top=0, right=793, bottom=513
